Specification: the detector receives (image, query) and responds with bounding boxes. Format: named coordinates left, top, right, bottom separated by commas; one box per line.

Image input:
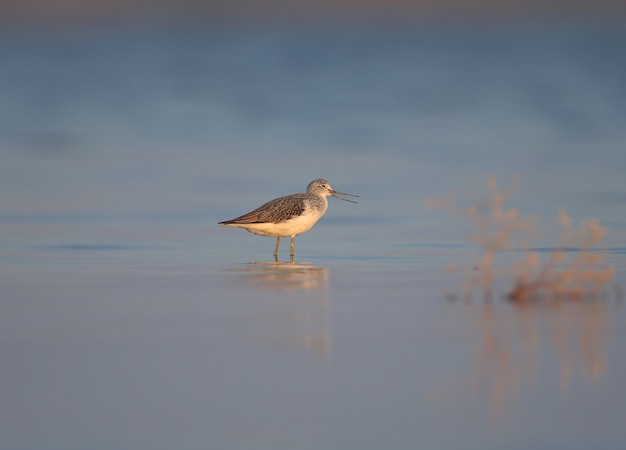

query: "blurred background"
left=2, top=1, right=625, bottom=245
left=2, top=1, right=626, bottom=23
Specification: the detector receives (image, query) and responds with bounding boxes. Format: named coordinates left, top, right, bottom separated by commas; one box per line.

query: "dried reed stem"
left=427, top=177, right=616, bottom=301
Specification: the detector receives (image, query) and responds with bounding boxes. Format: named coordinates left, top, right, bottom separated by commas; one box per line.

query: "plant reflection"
left=460, top=297, right=621, bottom=416
left=229, top=262, right=331, bottom=356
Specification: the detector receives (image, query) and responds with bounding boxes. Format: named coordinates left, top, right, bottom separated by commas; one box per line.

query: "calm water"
left=1, top=20, right=626, bottom=450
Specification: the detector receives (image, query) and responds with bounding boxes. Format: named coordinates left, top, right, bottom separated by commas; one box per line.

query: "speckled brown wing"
left=219, top=194, right=307, bottom=225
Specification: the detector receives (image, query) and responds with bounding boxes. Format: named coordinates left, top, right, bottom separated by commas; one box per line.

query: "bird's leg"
left=289, top=236, right=295, bottom=263
left=273, top=237, right=280, bottom=262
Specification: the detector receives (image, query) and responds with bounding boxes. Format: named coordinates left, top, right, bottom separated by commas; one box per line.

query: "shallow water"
left=1, top=20, right=626, bottom=450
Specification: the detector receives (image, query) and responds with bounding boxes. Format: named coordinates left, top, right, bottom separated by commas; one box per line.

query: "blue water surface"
left=1, top=20, right=626, bottom=450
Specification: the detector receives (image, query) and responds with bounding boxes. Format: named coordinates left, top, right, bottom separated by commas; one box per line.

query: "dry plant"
left=426, top=176, right=616, bottom=302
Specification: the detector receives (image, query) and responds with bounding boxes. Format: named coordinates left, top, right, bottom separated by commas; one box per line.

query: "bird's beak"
left=330, top=189, right=359, bottom=203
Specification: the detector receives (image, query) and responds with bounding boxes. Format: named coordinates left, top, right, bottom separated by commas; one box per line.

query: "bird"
left=219, top=178, right=358, bottom=262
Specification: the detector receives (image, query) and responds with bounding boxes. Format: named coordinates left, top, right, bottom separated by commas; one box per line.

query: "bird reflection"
left=458, top=297, right=620, bottom=417
left=228, top=262, right=331, bottom=357
left=235, top=261, right=329, bottom=292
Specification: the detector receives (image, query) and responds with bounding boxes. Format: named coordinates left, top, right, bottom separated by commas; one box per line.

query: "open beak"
left=330, top=189, right=359, bottom=204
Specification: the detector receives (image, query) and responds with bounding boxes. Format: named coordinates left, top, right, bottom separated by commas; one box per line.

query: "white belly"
left=237, top=208, right=324, bottom=237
